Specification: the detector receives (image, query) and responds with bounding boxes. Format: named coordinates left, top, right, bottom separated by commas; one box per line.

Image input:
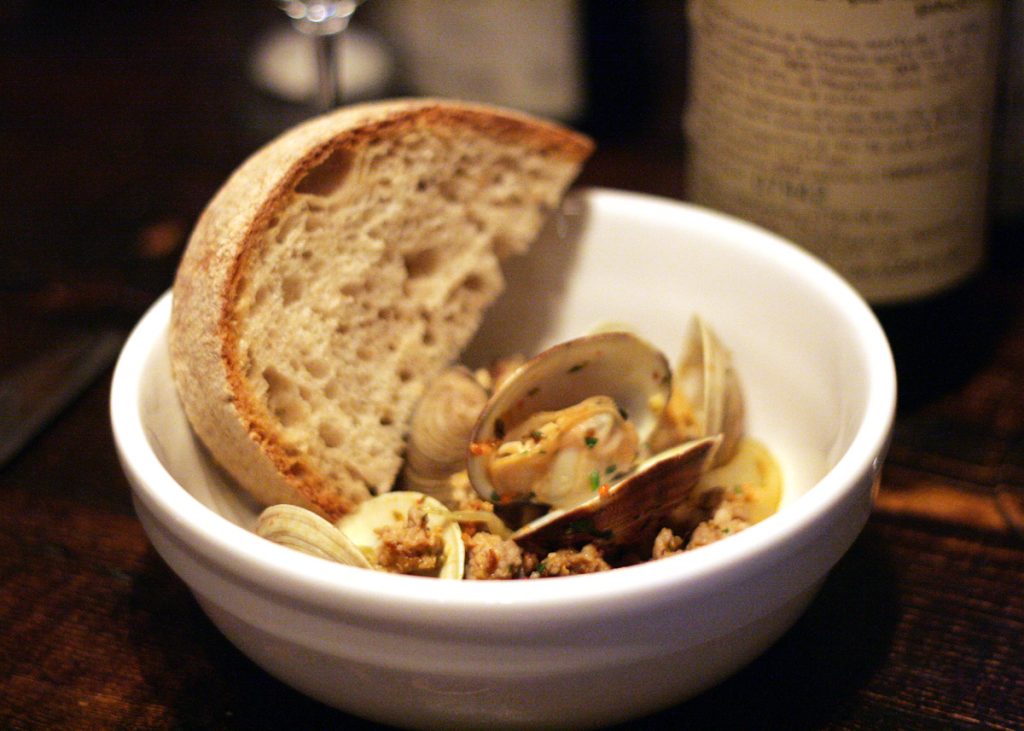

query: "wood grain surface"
left=2, top=3, right=1022, bottom=729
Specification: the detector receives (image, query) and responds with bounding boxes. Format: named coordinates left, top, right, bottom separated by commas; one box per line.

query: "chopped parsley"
left=568, top=361, right=588, bottom=373
left=589, top=470, right=601, bottom=490
left=585, top=436, right=598, bottom=448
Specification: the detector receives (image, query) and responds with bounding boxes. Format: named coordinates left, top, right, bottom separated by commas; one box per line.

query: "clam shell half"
left=650, top=316, right=745, bottom=466
left=466, top=331, right=673, bottom=508
left=511, top=435, right=720, bottom=553
left=255, top=504, right=373, bottom=568
left=336, top=492, right=466, bottom=579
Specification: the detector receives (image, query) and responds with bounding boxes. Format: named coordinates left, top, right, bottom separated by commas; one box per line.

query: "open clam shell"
left=698, top=317, right=745, bottom=465
left=466, top=331, right=673, bottom=509
left=335, top=492, right=466, bottom=579
left=651, top=316, right=745, bottom=466
left=511, top=436, right=720, bottom=553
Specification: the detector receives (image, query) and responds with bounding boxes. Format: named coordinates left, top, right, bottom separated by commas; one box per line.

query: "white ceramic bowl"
left=111, top=188, right=896, bottom=730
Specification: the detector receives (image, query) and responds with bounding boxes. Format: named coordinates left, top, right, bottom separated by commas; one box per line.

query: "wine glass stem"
left=315, top=32, right=341, bottom=111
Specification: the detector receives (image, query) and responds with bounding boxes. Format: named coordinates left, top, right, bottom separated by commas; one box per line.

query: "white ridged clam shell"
left=402, top=366, right=488, bottom=507
left=255, top=504, right=373, bottom=568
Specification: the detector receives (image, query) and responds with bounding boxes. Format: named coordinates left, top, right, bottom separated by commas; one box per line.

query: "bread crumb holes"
left=403, top=248, right=439, bottom=279
left=295, top=148, right=352, bottom=197
left=319, top=422, right=342, bottom=449
left=282, top=275, right=303, bottom=305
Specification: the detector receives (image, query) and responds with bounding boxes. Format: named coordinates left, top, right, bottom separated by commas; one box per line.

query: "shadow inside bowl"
left=612, top=528, right=900, bottom=729
left=461, top=193, right=589, bottom=367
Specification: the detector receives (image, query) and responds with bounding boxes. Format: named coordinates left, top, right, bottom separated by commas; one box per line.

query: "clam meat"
left=481, top=395, right=639, bottom=508
left=466, top=331, right=672, bottom=510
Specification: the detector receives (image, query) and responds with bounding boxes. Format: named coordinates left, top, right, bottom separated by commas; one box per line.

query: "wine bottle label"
left=683, top=0, right=1001, bottom=303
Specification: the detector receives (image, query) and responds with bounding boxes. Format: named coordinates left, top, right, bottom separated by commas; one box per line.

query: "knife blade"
left=0, top=328, right=126, bottom=468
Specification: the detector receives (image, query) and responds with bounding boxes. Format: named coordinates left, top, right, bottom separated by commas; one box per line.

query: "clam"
left=255, top=504, right=373, bottom=568
left=695, top=436, right=782, bottom=525
left=336, top=492, right=465, bottom=579
left=466, top=331, right=673, bottom=510
left=401, top=366, right=489, bottom=507
left=256, top=493, right=465, bottom=578
left=650, top=316, right=745, bottom=466
left=511, top=436, right=720, bottom=553
left=475, top=354, right=527, bottom=394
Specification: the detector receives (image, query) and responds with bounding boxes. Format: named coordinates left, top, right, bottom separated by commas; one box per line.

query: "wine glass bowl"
left=276, top=1, right=363, bottom=36
left=275, top=1, right=367, bottom=110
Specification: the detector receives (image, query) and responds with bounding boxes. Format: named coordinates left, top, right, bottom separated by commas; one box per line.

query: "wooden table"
left=2, top=4, right=1022, bottom=729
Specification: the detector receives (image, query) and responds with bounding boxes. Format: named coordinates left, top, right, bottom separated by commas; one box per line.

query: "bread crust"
left=170, top=99, right=592, bottom=519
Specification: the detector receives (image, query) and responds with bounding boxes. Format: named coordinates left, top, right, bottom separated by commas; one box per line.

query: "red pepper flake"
left=470, top=441, right=498, bottom=456
left=598, top=484, right=611, bottom=498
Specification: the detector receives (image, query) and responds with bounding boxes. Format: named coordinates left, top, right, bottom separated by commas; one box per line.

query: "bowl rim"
left=110, top=187, right=896, bottom=622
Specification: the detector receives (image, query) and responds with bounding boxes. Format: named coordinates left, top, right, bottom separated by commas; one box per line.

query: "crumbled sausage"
left=653, top=488, right=754, bottom=558
left=686, top=494, right=751, bottom=550
left=531, top=544, right=610, bottom=577
left=375, top=503, right=445, bottom=575
left=465, top=531, right=524, bottom=579
left=652, top=527, right=685, bottom=559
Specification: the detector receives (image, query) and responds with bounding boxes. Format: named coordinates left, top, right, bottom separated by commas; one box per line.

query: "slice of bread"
left=170, top=99, right=593, bottom=520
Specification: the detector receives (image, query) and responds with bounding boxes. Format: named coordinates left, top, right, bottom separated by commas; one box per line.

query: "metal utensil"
left=0, top=328, right=126, bottom=468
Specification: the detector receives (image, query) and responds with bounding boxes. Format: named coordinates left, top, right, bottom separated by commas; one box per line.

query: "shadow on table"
left=127, top=549, right=389, bottom=729
left=888, top=260, right=1024, bottom=413
left=619, top=529, right=900, bottom=730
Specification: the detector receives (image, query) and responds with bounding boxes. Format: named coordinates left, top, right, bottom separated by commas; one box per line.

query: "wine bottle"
left=683, top=0, right=1003, bottom=405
